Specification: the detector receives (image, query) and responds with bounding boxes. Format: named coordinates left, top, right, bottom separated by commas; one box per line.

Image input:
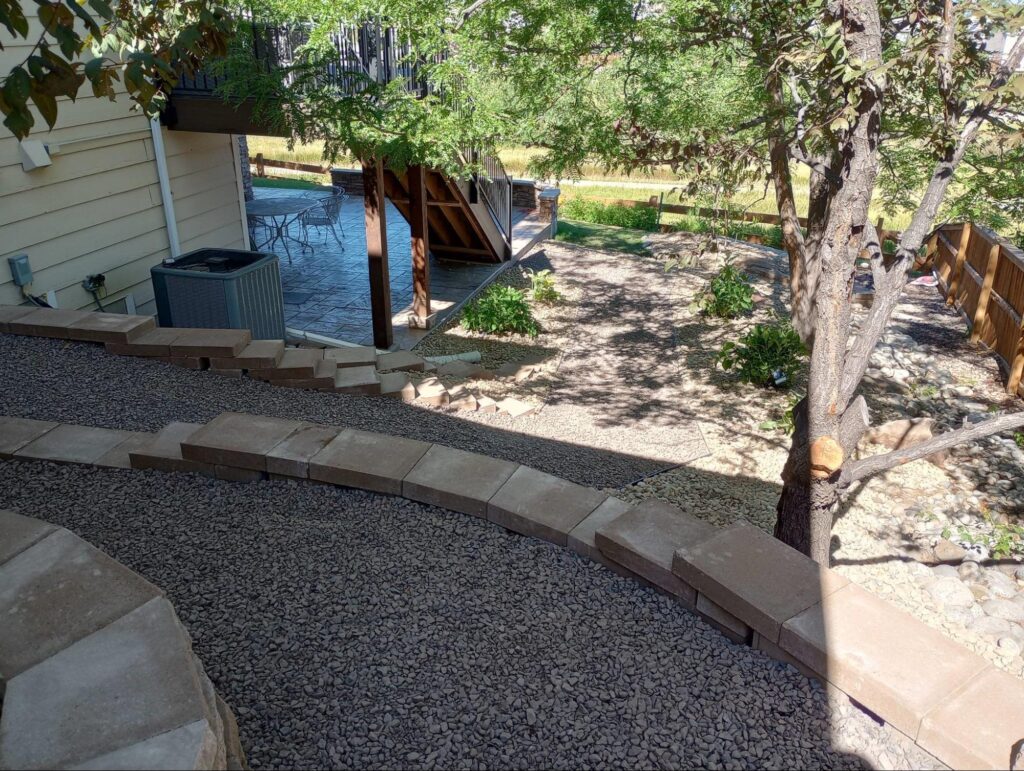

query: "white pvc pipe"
left=150, top=117, right=181, bottom=259
left=424, top=351, right=482, bottom=364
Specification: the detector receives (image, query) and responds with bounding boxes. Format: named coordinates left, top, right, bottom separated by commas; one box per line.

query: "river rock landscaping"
left=617, top=231, right=1024, bottom=679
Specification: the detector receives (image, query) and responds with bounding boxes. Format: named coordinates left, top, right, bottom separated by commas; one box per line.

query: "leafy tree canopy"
left=0, top=0, right=232, bottom=138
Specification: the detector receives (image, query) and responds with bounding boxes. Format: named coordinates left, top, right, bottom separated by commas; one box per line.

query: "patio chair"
left=247, top=214, right=270, bottom=250
left=300, top=192, right=346, bottom=248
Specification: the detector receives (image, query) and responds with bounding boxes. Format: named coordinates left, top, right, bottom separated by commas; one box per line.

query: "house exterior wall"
left=0, top=2, right=248, bottom=315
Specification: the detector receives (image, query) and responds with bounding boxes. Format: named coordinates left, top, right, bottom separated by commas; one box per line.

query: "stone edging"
left=2, top=410, right=1023, bottom=770
left=0, top=507, right=246, bottom=770
left=0, top=305, right=539, bottom=418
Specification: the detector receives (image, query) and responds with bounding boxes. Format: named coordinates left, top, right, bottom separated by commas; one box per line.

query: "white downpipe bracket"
left=150, top=118, right=181, bottom=259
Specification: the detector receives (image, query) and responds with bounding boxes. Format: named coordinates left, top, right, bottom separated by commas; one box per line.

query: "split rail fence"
left=930, top=222, right=1024, bottom=395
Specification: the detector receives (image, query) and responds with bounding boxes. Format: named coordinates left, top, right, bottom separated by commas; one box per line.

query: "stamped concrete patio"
left=258, top=186, right=540, bottom=348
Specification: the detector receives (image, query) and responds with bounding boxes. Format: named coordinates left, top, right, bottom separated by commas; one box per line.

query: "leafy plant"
left=908, top=381, right=940, bottom=400
left=699, top=262, right=754, bottom=319
left=461, top=285, right=539, bottom=337
left=672, top=216, right=785, bottom=250
left=560, top=198, right=660, bottom=231
left=525, top=268, right=562, bottom=304
left=1014, top=431, right=1024, bottom=449
left=952, top=516, right=1024, bottom=560
left=759, top=393, right=803, bottom=435
left=718, top=321, right=807, bottom=388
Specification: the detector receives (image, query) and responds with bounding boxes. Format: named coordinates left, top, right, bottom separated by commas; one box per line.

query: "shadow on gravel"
left=0, top=333, right=686, bottom=488
left=0, top=459, right=882, bottom=770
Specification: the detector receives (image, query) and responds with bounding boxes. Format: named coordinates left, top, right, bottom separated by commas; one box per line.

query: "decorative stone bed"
left=2, top=407, right=1023, bottom=770
left=0, top=509, right=245, bottom=769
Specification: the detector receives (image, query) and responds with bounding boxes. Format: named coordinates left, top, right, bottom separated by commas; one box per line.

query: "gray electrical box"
left=8, top=255, right=32, bottom=287
left=151, top=248, right=285, bottom=340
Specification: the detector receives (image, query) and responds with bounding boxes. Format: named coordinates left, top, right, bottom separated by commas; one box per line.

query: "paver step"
left=167, top=328, right=251, bottom=358
left=251, top=348, right=322, bottom=379
left=334, top=365, right=381, bottom=395
left=274, top=359, right=337, bottom=390
left=380, top=372, right=417, bottom=402
left=66, top=312, right=156, bottom=344
left=106, top=328, right=186, bottom=357
left=209, top=339, right=286, bottom=370
left=0, top=305, right=550, bottom=419
left=376, top=350, right=426, bottom=372
left=324, top=345, right=377, bottom=369
left=594, top=499, right=717, bottom=606
left=412, top=376, right=449, bottom=407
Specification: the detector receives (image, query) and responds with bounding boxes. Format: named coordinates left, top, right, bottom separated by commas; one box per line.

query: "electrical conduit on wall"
left=150, top=118, right=181, bottom=260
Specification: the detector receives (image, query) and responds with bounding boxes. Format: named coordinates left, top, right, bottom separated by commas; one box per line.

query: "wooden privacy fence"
left=252, top=153, right=332, bottom=177
left=930, top=222, right=1024, bottom=395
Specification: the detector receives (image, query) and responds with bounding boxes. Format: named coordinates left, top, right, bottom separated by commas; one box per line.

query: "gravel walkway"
left=0, top=333, right=673, bottom=489
left=0, top=460, right=937, bottom=770
left=417, top=242, right=711, bottom=467
left=528, top=243, right=709, bottom=466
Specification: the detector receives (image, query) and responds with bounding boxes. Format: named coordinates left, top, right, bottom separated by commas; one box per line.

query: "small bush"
left=525, top=268, right=562, bottom=304
left=561, top=198, right=659, bottom=231
left=671, top=217, right=785, bottom=249
left=699, top=262, right=754, bottom=319
left=461, top=285, right=539, bottom=337
left=759, top=394, right=802, bottom=435
left=717, top=321, right=807, bottom=388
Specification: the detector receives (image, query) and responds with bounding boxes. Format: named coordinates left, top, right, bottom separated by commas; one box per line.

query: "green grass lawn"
left=252, top=176, right=331, bottom=191
left=247, top=137, right=917, bottom=230
left=555, top=219, right=652, bottom=255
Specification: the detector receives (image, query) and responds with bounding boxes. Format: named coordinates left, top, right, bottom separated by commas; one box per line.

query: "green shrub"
left=671, top=217, right=785, bottom=249
left=717, top=321, right=807, bottom=388
left=758, top=393, right=803, bottom=435
left=525, top=268, right=562, bottom=304
left=699, top=262, right=754, bottom=318
left=561, top=198, right=659, bottom=231
left=461, top=285, right=539, bottom=337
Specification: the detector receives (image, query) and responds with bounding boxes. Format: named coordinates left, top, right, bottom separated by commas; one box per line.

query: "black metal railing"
left=174, top=18, right=438, bottom=99
left=474, top=150, right=514, bottom=244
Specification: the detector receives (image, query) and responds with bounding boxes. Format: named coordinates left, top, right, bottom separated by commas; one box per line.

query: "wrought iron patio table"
left=245, top=195, right=329, bottom=262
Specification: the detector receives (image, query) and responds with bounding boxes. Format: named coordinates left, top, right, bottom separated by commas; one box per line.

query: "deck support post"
left=408, top=164, right=432, bottom=325
left=362, top=159, right=394, bottom=349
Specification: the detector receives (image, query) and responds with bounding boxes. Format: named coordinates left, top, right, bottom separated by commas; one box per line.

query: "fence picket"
left=948, top=222, right=972, bottom=306
left=972, top=238, right=1002, bottom=344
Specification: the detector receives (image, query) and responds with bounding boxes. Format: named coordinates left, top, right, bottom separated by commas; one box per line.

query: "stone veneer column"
left=237, top=136, right=253, bottom=202
left=537, top=187, right=562, bottom=237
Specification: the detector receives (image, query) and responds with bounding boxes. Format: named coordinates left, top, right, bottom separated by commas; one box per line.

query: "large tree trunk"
left=775, top=479, right=837, bottom=564
left=773, top=0, right=884, bottom=563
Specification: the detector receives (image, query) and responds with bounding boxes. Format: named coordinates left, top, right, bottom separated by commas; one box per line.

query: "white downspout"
left=150, top=117, right=181, bottom=259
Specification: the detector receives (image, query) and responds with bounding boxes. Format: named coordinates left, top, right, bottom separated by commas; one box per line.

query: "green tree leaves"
left=0, top=0, right=232, bottom=139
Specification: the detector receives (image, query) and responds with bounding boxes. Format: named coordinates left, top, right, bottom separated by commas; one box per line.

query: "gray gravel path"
left=511, top=243, right=709, bottom=466
left=0, top=459, right=929, bottom=771
left=0, top=333, right=673, bottom=488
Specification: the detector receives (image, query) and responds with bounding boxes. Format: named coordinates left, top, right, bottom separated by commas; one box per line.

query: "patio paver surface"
left=255, top=187, right=530, bottom=346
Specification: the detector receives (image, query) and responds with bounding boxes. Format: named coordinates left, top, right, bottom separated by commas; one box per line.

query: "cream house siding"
left=1, top=3, right=248, bottom=314
left=164, top=131, right=249, bottom=256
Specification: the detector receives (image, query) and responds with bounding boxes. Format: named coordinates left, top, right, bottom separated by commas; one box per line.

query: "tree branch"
left=843, top=411, right=1024, bottom=484
left=837, top=33, right=1024, bottom=410
left=789, top=146, right=841, bottom=186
